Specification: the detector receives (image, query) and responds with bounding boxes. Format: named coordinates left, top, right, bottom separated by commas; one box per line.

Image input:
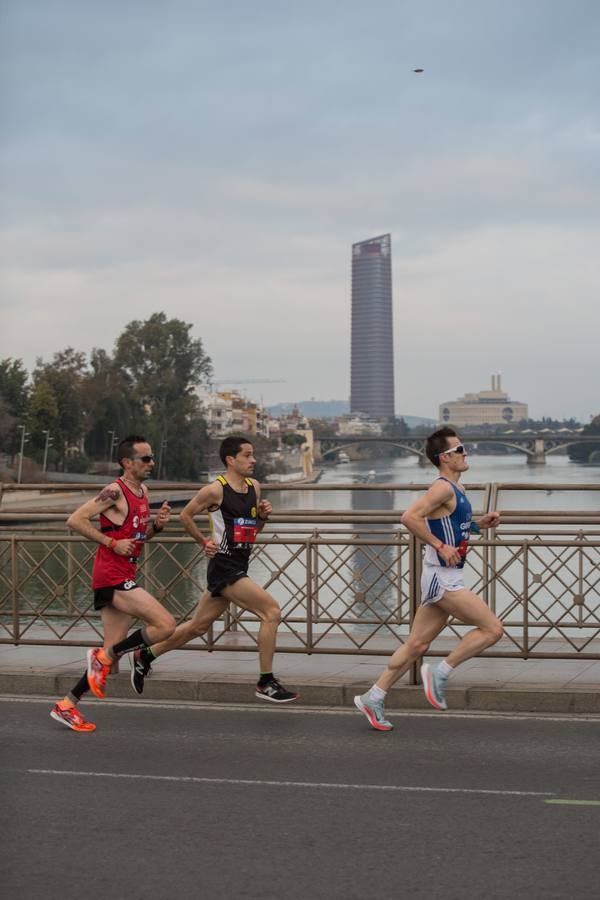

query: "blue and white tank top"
left=423, top=478, right=472, bottom=569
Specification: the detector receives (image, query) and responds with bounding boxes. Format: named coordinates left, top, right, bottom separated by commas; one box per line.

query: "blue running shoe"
left=421, top=664, right=448, bottom=710
left=354, top=693, right=393, bottom=731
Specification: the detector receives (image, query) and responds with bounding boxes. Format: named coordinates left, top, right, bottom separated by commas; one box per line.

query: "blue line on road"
left=27, top=769, right=554, bottom=797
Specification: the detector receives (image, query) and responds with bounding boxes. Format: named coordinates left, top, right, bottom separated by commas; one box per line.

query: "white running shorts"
left=421, top=564, right=465, bottom=606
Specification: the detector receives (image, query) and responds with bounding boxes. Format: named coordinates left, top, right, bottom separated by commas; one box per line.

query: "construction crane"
left=209, top=378, right=287, bottom=387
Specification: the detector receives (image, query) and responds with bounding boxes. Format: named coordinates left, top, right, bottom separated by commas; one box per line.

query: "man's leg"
left=354, top=603, right=449, bottom=730
left=50, top=606, right=132, bottom=731
left=87, top=588, right=176, bottom=698
left=223, top=578, right=297, bottom=702
left=421, top=589, right=504, bottom=710
left=130, top=590, right=228, bottom=694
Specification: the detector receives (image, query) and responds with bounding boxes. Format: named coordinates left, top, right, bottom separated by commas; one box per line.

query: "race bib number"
left=233, top=517, right=258, bottom=545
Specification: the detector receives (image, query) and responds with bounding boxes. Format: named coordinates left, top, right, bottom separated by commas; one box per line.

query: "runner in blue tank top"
left=355, top=427, right=504, bottom=730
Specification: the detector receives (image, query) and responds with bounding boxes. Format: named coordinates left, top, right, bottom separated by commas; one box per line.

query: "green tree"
left=26, top=379, right=60, bottom=467
left=31, top=349, right=87, bottom=468
left=0, top=358, right=29, bottom=454
left=81, top=348, right=141, bottom=460
left=114, top=313, right=213, bottom=479
left=281, top=432, right=307, bottom=447
left=569, top=414, right=600, bottom=463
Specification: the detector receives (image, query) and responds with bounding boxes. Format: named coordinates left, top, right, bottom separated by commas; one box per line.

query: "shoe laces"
left=371, top=699, right=385, bottom=717
left=63, top=705, right=82, bottom=723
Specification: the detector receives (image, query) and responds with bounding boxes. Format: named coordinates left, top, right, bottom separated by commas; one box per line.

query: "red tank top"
left=91, top=479, right=150, bottom=589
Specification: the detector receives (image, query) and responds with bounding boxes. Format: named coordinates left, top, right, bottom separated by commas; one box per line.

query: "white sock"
left=437, top=660, right=454, bottom=680
left=367, top=684, right=387, bottom=702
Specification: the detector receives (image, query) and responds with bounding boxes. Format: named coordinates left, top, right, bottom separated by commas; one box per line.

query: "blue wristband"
left=470, top=521, right=481, bottom=534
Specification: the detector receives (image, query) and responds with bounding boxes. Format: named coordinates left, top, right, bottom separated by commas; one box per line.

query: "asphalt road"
left=1, top=697, right=599, bottom=900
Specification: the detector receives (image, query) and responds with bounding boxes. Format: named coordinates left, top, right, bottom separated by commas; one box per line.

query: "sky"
left=1, top=0, right=599, bottom=422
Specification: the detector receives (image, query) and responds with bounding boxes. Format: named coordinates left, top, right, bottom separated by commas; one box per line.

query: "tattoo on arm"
left=95, top=488, right=119, bottom=504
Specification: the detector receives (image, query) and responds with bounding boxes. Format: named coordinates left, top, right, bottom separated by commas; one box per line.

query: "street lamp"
left=157, top=435, right=168, bottom=480
left=42, top=430, right=53, bottom=473
left=17, top=424, right=30, bottom=484
left=106, top=431, right=118, bottom=464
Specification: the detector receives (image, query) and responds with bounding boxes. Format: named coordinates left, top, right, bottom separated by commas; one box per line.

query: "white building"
left=439, top=375, right=528, bottom=427
left=337, top=414, right=383, bottom=436
left=197, top=386, right=270, bottom=438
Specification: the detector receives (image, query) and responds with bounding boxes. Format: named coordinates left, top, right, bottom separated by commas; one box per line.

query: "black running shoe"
left=255, top=677, right=298, bottom=703
left=131, top=649, right=152, bottom=695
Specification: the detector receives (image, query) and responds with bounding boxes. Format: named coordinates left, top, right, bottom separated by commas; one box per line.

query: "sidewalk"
left=1, top=642, right=599, bottom=713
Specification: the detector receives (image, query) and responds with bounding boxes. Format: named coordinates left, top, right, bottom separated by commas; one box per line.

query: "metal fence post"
left=408, top=534, right=421, bottom=685
left=11, top=536, right=19, bottom=645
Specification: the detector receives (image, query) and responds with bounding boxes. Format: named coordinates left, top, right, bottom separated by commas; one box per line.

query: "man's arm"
left=66, top=484, right=135, bottom=557
left=146, top=500, right=172, bottom=540
left=400, top=481, right=462, bottom=566
left=475, top=511, right=500, bottom=530
left=180, top=483, right=222, bottom=555
left=253, top=480, right=272, bottom=534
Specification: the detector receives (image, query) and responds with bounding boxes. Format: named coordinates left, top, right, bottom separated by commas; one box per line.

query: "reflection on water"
left=351, top=478, right=396, bottom=629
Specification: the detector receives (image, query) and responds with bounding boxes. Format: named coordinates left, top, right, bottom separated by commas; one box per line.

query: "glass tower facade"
left=350, top=233, right=395, bottom=419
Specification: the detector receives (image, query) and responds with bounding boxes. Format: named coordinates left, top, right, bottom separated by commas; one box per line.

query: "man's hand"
left=113, top=539, right=136, bottom=557
left=258, top=499, right=272, bottom=520
left=154, top=501, right=171, bottom=530
left=478, top=511, right=500, bottom=529
left=203, top=538, right=218, bottom=558
left=438, top=544, right=462, bottom=566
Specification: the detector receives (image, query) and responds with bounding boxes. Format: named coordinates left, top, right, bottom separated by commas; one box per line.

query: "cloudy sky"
left=1, top=1, right=599, bottom=421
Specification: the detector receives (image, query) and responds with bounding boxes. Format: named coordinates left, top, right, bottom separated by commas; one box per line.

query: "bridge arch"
left=319, top=440, right=427, bottom=460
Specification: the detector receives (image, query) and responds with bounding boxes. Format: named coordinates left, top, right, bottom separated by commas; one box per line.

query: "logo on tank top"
left=233, top=517, right=258, bottom=545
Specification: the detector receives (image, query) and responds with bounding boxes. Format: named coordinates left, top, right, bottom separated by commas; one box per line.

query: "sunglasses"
left=130, top=454, right=155, bottom=463
left=441, top=444, right=466, bottom=457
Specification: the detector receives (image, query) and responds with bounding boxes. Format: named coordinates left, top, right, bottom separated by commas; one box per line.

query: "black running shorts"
left=207, top=556, right=249, bottom=598
left=93, top=579, right=139, bottom=610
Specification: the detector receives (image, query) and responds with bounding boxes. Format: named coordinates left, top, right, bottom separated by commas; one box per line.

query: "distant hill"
left=267, top=400, right=436, bottom=428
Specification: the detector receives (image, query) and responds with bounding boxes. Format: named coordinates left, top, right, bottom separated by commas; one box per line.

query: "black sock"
left=258, top=672, right=274, bottom=686
left=68, top=670, right=90, bottom=703
left=110, top=628, right=151, bottom=660
left=140, top=645, right=155, bottom=665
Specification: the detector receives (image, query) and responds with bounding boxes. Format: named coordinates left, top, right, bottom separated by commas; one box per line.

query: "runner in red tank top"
left=50, top=435, right=176, bottom=732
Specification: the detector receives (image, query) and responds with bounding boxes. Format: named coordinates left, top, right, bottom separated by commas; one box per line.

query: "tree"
left=281, top=432, right=307, bottom=447
left=31, top=349, right=87, bottom=468
left=114, top=313, right=213, bottom=479
left=569, top=414, right=600, bottom=463
left=81, top=348, right=141, bottom=460
left=26, top=379, right=59, bottom=466
left=0, top=358, right=29, bottom=454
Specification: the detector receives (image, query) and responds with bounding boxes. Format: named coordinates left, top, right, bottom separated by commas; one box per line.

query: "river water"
left=271, top=453, right=600, bottom=516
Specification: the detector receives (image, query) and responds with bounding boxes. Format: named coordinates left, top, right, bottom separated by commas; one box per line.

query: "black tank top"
left=208, top=475, right=258, bottom=560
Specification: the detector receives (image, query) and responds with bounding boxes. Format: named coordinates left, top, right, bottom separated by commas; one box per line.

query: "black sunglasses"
left=130, top=454, right=155, bottom=463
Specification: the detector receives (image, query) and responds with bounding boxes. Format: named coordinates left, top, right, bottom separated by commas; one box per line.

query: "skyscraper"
left=350, top=233, right=395, bottom=419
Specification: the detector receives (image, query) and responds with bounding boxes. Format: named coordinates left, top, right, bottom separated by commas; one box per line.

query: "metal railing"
left=1, top=483, right=599, bottom=673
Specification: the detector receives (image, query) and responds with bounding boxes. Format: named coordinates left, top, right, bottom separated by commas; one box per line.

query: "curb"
left=1, top=671, right=599, bottom=714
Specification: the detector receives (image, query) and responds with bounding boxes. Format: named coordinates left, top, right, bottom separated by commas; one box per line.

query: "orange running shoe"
left=86, top=648, right=110, bottom=699
left=50, top=703, right=96, bottom=732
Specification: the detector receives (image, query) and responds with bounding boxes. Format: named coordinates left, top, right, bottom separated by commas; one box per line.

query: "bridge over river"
left=314, top=431, right=598, bottom=466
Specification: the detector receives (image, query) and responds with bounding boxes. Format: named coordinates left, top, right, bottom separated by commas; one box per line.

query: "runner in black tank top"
left=131, top=435, right=298, bottom=704
left=205, top=474, right=258, bottom=595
